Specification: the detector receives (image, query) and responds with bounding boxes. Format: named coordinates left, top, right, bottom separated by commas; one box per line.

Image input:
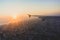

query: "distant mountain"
left=48, top=13, right=60, bottom=16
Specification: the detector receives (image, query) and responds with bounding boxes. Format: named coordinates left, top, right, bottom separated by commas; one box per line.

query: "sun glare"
left=8, top=14, right=28, bottom=24
left=12, top=15, right=17, bottom=20
left=8, top=15, right=18, bottom=24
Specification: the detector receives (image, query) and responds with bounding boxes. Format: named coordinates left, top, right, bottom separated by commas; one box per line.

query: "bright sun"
left=12, top=15, right=17, bottom=19
left=8, top=15, right=18, bottom=24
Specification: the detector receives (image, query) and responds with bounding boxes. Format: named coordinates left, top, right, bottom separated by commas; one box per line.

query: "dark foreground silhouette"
left=0, top=16, right=60, bottom=40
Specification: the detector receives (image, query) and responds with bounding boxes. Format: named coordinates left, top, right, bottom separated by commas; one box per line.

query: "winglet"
left=27, top=14, right=31, bottom=18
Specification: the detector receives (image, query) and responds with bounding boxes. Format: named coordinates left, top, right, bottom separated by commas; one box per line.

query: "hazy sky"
left=0, top=0, right=60, bottom=16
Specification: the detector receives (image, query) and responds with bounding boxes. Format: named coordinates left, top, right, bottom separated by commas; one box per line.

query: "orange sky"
left=0, top=0, right=60, bottom=25
left=0, top=0, right=60, bottom=16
